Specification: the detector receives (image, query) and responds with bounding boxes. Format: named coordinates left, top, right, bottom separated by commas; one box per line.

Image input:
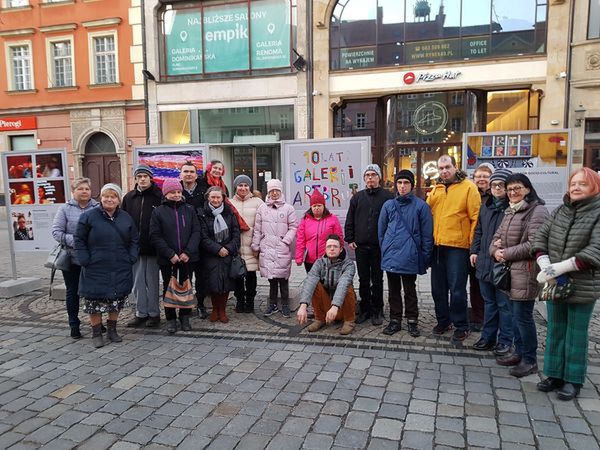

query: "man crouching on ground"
left=297, top=234, right=356, bottom=335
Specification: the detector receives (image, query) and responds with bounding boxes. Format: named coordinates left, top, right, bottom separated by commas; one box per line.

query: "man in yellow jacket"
left=427, top=155, right=481, bottom=343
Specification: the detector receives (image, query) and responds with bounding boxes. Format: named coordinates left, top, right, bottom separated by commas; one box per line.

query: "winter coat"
left=489, top=200, right=549, bottom=300
left=149, top=200, right=201, bottom=266
left=344, top=187, right=393, bottom=247
left=75, top=207, right=139, bottom=299
left=251, top=195, right=298, bottom=279
left=378, top=193, right=433, bottom=275
left=121, top=183, right=163, bottom=255
left=295, top=211, right=344, bottom=265
left=230, top=193, right=263, bottom=272
left=470, top=196, right=509, bottom=283
left=532, top=194, right=600, bottom=304
left=197, top=202, right=240, bottom=295
left=299, top=249, right=356, bottom=308
left=182, top=180, right=207, bottom=209
left=52, top=198, right=99, bottom=266
left=427, top=176, right=481, bottom=249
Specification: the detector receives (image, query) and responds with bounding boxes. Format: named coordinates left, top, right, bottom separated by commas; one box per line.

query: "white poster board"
left=1, top=149, right=69, bottom=252
left=281, top=137, right=371, bottom=223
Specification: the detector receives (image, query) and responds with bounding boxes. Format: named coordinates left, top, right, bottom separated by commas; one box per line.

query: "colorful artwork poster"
left=519, top=134, right=532, bottom=156
left=36, top=153, right=64, bottom=178
left=36, top=180, right=66, bottom=204
left=494, top=136, right=506, bottom=156
left=7, top=155, right=34, bottom=179
left=137, top=147, right=206, bottom=188
left=507, top=136, right=519, bottom=156
left=481, top=136, right=493, bottom=157
left=9, top=181, right=35, bottom=205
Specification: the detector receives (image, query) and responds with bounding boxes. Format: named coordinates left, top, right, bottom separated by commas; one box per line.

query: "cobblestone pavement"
left=1, top=220, right=600, bottom=449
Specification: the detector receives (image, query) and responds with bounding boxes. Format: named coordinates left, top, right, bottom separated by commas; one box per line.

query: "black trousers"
left=355, top=245, right=384, bottom=313
left=160, top=264, right=192, bottom=320
left=387, top=273, right=418, bottom=322
left=191, top=261, right=205, bottom=309
left=234, top=271, right=257, bottom=301
left=268, top=278, right=289, bottom=304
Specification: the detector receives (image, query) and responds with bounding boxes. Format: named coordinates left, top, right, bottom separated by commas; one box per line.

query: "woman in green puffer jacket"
left=533, top=168, right=600, bottom=401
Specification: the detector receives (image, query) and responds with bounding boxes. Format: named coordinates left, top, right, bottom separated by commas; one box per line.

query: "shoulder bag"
left=230, top=254, right=247, bottom=279
left=492, top=262, right=511, bottom=290
left=163, top=265, right=195, bottom=309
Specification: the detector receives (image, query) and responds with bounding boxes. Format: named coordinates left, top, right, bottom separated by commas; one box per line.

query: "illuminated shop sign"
left=403, top=70, right=461, bottom=84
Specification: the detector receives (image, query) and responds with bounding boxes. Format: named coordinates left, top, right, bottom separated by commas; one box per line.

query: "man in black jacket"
left=345, top=164, right=393, bottom=325
left=122, top=164, right=163, bottom=328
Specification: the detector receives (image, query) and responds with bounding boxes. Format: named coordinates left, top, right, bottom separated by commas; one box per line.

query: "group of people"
left=50, top=156, right=600, bottom=401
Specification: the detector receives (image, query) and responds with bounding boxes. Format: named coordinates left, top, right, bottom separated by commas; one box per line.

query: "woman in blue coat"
left=378, top=170, right=433, bottom=337
left=75, top=183, right=139, bottom=348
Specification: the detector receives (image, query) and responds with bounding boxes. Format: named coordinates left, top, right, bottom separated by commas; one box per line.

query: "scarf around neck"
left=210, top=203, right=229, bottom=243
left=508, top=199, right=526, bottom=213
left=206, top=173, right=228, bottom=195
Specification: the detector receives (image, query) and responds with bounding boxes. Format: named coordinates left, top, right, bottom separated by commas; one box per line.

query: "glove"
left=536, top=257, right=578, bottom=284
left=536, top=255, right=551, bottom=270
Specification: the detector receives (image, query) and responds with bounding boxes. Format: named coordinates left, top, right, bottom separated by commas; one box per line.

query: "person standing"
left=51, top=177, right=99, bottom=339
left=251, top=179, right=298, bottom=318
left=533, top=168, right=600, bottom=399
left=230, top=175, right=263, bottom=313
left=378, top=170, right=433, bottom=337
left=75, top=184, right=139, bottom=348
left=122, top=164, right=163, bottom=329
left=344, top=164, right=393, bottom=326
left=427, top=155, right=481, bottom=342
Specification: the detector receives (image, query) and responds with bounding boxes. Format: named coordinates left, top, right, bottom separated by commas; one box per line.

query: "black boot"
left=235, top=296, right=245, bottom=313
left=106, top=320, right=122, bottom=343
left=244, top=296, right=255, bottom=313
left=166, top=319, right=177, bottom=334
left=356, top=303, right=371, bottom=324
left=92, top=324, right=104, bottom=348
left=179, top=315, right=192, bottom=331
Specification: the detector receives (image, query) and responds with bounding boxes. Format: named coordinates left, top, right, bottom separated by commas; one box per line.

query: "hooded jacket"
left=52, top=198, right=99, bottom=266
left=229, top=193, right=263, bottom=272
left=344, top=186, right=393, bottom=247
left=295, top=210, right=344, bottom=265
left=121, top=182, right=163, bottom=255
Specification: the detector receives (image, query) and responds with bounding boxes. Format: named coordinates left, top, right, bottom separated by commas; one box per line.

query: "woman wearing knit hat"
left=74, top=183, right=139, bottom=348
left=251, top=179, right=298, bottom=318
left=150, top=178, right=201, bottom=334
left=230, top=175, right=264, bottom=313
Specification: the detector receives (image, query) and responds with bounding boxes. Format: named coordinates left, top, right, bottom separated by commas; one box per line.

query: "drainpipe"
left=563, top=0, right=575, bottom=128
left=306, top=0, right=314, bottom=138
left=141, top=0, right=150, bottom=144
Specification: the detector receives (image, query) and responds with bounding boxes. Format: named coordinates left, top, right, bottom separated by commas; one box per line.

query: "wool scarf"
left=210, top=203, right=229, bottom=243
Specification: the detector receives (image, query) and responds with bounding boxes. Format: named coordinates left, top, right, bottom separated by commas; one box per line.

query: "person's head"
left=309, top=189, right=326, bottom=218
left=71, top=177, right=92, bottom=203
left=488, top=169, right=511, bottom=200
left=48, top=157, right=58, bottom=168
left=325, top=234, right=343, bottom=259
left=162, top=178, right=183, bottom=202
left=100, top=183, right=122, bottom=212
left=473, top=164, right=493, bottom=192
left=38, top=186, right=46, bottom=199
left=180, top=161, right=198, bottom=185
left=437, top=155, right=457, bottom=182
left=363, top=164, right=382, bottom=189
left=206, top=186, right=224, bottom=208
left=505, top=173, right=543, bottom=205
left=17, top=214, right=26, bottom=229
left=267, top=179, right=283, bottom=201
left=233, top=174, right=252, bottom=198
left=208, top=160, right=225, bottom=178
left=568, top=167, right=600, bottom=202
left=134, top=164, right=153, bottom=191
left=394, top=170, right=415, bottom=196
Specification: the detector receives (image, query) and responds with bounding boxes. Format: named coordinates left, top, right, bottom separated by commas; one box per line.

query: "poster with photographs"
left=507, top=136, right=519, bottom=156
left=2, top=149, right=69, bottom=252
left=481, top=136, right=493, bottom=157
left=519, top=134, right=532, bottom=156
left=494, top=136, right=506, bottom=156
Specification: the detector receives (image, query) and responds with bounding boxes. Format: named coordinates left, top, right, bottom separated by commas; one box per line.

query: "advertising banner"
left=203, top=3, right=250, bottom=73
left=250, top=0, right=291, bottom=69
left=135, top=144, right=209, bottom=187
left=164, top=8, right=203, bottom=76
left=2, top=149, right=69, bottom=251
left=339, top=46, right=377, bottom=69
left=405, top=36, right=490, bottom=63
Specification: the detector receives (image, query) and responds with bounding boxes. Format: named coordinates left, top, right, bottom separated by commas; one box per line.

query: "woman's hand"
left=179, top=253, right=190, bottom=263
left=297, top=304, right=308, bottom=325
left=170, top=254, right=180, bottom=265
left=469, top=254, right=477, bottom=267
left=326, top=305, right=339, bottom=324
left=494, top=249, right=505, bottom=263
left=218, top=247, right=229, bottom=257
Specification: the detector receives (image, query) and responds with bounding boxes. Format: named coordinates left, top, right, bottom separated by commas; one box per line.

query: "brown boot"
left=209, top=297, right=219, bottom=322
left=307, top=320, right=325, bottom=332
left=339, top=321, right=355, bottom=335
left=218, top=296, right=229, bottom=323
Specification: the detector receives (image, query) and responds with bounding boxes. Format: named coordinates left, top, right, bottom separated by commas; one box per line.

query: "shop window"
left=9, top=135, right=35, bottom=151
left=6, top=42, right=33, bottom=91
left=46, top=37, right=75, bottom=88
left=89, top=33, right=117, bottom=85
left=590, top=0, right=600, bottom=39
left=161, top=111, right=190, bottom=144
left=486, top=90, right=539, bottom=132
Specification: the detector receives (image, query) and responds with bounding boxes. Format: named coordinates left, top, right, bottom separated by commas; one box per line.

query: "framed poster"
left=134, top=144, right=209, bottom=187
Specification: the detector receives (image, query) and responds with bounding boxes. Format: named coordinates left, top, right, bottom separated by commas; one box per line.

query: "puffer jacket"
left=197, top=202, right=240, bottom=295
left=490, top=200, right=549, bottom=300
left=51, top=198, right=99, bottom=266
left=299, top=249, right=356, bottom=308
left=121, top=182, right=163, bottom=255
left=230, top=193, right=263, bottom=271
left=378, top=193, right=433, bottom=275
left=427, top=174, right=481, bottom=249
left=532, top=194, right=600, bottom=304
left=75, top=207, right=139, bottom=299
left=295, top=211, right=344, bottom=265
left=344, top=187, right=393, bottom=247
left=182, top=180, right=207, bottom=209
left=470, top=196, right=509, bottom=283
left=251, top=194, right=298, bottom=279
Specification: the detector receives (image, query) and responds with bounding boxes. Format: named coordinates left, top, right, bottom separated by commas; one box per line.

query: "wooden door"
left=83, top=154, right=122, bottom=199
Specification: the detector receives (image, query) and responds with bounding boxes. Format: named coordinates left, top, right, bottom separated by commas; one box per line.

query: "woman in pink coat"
left=296, top=189, right=344, bottom=273
left=251, top=179, right=298, bottom=318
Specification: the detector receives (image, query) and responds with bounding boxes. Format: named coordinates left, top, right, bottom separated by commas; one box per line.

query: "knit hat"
left=363, top=164, right=382, bottom=179
left=489, top=168, right=512, bottom=184
left=100, top=183, right=122, bottom=200
left=310, top=189, right=326, bottom=206
left=162, top=178, right=182, bottom=196
left=233, top=174, right=252, bottom=190
left=394, top=170, right=415, bottom=189
left=267, top=179, right=283, bottom=193
left=133, top=164, right=153, bottom=178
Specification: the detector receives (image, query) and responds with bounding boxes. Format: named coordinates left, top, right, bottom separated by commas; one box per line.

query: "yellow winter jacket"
left=426, top=178, right=481, bottom=249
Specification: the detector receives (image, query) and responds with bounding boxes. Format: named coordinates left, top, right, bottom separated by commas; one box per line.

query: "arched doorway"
left=82, top=132, right=122, bottom=199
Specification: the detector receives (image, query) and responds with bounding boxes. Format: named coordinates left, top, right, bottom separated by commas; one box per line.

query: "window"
left=356, top=112, right=367, bottom=129
left=6, top=43, right=33, bottom=91
left=279, top=114, right=290, bottom=129
left=451, top=92, right=464, bottom=105
left=590, top=0, right=600, bottom=39
left=47, top=38, right=74, bottom=87
left=9, top=135, right=35, bottom=151
left=451, top=118, right=462, bottom=132
left=5, top=0, right=28, bottom=7
left=90, top=33, right=117, bottom=84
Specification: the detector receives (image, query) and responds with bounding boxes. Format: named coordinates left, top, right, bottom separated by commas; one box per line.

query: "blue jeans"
left=430, top=246, right=469, bottom=332
left=510, top=300, right=537, bottom=364
left=478, top=280, right=513, bottom=346
left=62, top=264, right=81, bottom=330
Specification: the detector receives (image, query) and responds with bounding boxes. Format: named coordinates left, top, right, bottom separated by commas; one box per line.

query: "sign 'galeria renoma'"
left=164, top=0, right=292, bottom=76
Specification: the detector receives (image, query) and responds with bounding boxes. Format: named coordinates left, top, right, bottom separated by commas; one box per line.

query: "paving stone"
left=251, top=418, right=281, bottom=436
left=321, top=400, right=350, bottom=417
left=436, top=417, right=464, bottom=433
left=79, top=431, right=118, bottom=450
left=467, top=431, right=500, bottom=449
left=499, top=425, right=535, bottom=445
left=466, top=416, right=498, bottom=433
left=344, top=411, right=375, bottom=432
left=279, top=417, right=313, bottom=437
left=235, top=433, right=271, bottom=449
left=312, top=415, right=342, bottom=435
left=401, top=430, right=434, bottom=449
left=303, top=433, right=334, bottom=450
left=532, top=420, right=565, bottom=439
left=123, top=426, right=159, bottom=445
left=352, top=397, right=380, bottom=413
left=0, top=432, right=26, bottom=448
left=152, top=427, right=189, bottom=446
left=535, top=437, right=569, bottom=450
left=81, top=412, right=116, bottom=427
left=404, top=413, right=435, bottom=432
left=435, top=430, right=465, bottom=448
left=408, top=399, right=436, bottom=416
left=371, top=418, right=402, bottom=440
left=559, top=416, right=592, bottom=435
left=333, top=428, right=369, bottom=448
left=564, top=432, right=600, bottom=450
left=103, top=418, right=138, bottom=435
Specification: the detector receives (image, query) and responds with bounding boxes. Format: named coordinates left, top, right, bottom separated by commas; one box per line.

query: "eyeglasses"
left=490, top=182, right=505, bottom=190
left=364, top=173, right=379, bottom=178
left=474, top=174, right=491, bottom=179
left=507, top=186, right=524, bottom=194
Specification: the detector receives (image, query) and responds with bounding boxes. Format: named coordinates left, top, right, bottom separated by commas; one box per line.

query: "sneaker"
left=382, top=320, right=402, bottom=336
left=493, top=343, right=511, bottom=356
left=473, top=338, right=496, bottom=351
left=452, top=329, right=469, bottom=342
left=263, top=303, right=279, bottom=317
left=432, top=324, right=453, bottom=335
left=127, top=316, right=148, bottom=328
left=281, top=305, right=290, bottom=318
left=407, top=321, right=421, bottom=337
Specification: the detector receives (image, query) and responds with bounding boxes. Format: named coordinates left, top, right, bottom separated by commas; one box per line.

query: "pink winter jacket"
left=295, top=212, right=344, bottom=265
left=251, top=195, right=298, bottom=279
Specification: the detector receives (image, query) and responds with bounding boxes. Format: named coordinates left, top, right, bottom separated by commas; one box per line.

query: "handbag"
left=45, top=243, right=71, bottom=271
left=230, top=254, right=247, bottom=279
left=163, top=265, right=195, bottom=309
left=492, top=262, right=511, bottom=290
left=539, top=277, right=574, bottom=302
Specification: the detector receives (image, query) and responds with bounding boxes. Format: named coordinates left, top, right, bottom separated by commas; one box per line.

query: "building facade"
left=0, top=0, right=145, bottom=197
